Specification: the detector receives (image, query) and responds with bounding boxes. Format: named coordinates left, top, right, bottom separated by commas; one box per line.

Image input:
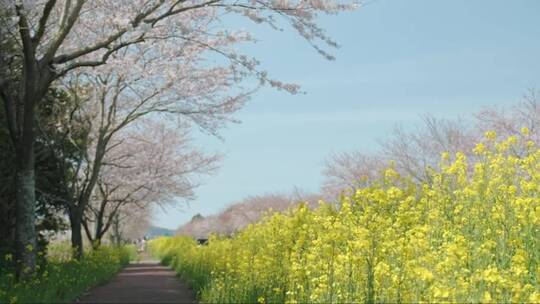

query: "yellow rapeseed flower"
left=150, top=135, right=539, bottom=304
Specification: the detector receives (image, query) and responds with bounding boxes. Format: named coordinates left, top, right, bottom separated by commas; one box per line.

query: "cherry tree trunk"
left=111, top=214, right=122, bottom=246
left=13, top=86, right=38, bottom=280
left=14, top=151, right=36, bottom=279
left=69, top=207, right=84, bottom=260
left=92, top=238, right=102, bottom=250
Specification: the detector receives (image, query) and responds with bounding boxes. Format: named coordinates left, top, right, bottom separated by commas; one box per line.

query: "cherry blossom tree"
left=322, top=116, right=477, bottom=194
left=61, top=56, right=235, bottom=258
left=109, top=206, right=152, bottom=246
left=0, top=0, right=358, bottom=276
left=475, top=89, right=540, bottom=145
left=381, top=96, right=539, bottom=183
left=322, top=93, right=540, bottom=196
left=82, top=122, right=219, bottom=249
left=380, top=115, right=477, bottom=182
left=321, top=152, right=385, bottom=198
left=178, top=190, right=321, bottom=237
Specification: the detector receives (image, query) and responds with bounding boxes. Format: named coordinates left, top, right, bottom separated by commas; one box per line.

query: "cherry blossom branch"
left=32, top=0, right=58, bottom=47
left=42, top=0, right=85, bottom=63
left=58, top=35, right=147, bottom=76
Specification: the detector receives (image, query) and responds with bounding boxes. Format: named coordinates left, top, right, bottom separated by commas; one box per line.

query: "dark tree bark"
left=82, top=196, right=121, bottom=250
left=12, top=62, right=40, bottom=279
left=68, top=205, right=84, bottom=260
left=2, top=1, right=82, bottom=275
left=14, top=160, right=36, bottom=276
left=4, top=6, right=54, bottom=276
left=111, top=213, right=122, bottom=246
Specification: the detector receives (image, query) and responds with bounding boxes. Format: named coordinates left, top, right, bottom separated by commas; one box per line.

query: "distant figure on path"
left=137, top=237, right=147, bottom=253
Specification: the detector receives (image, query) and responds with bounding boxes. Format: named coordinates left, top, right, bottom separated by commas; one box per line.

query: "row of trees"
left=323, top=91, right=539, bottom=196
left=0, top=0, right=356, bottom=278
left=0, top=82, right=220, bottom=255
left=177, top=93, right=539, bottom=239
left=178, top=190, right=323, bottom=238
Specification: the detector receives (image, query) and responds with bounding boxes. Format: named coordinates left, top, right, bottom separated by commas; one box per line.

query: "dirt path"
left=76, top=261, right=196, bottom=303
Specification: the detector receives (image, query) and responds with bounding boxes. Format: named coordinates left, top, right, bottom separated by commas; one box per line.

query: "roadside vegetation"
left=0, top=245, right=134, bottom=303
left=152, top=132, right=540, bottom=303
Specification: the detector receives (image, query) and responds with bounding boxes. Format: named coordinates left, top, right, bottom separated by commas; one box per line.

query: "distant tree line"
left=323, top=91, right=539, bottom=197
left=178, top=93, right=539, bottom=238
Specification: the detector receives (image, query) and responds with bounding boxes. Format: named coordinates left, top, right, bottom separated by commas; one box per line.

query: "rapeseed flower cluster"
left=152, top=134, right=539, bottom=303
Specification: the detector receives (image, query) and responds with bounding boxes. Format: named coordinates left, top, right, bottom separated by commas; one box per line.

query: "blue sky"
left=154, top=0, right=540, bottom=229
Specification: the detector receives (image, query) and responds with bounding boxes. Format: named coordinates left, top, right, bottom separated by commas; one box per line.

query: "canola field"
left=152, top=133, right=540, bottom=303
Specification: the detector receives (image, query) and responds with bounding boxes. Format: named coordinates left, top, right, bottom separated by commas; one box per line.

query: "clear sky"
left=154, top=0, right=540, bottom=229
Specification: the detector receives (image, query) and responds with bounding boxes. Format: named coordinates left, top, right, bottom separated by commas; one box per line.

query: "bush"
left=0, top=246, right=132, bottom=303
left=152, top=133, right=540, bottom=303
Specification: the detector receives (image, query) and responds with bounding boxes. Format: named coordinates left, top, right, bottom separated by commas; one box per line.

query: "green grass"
left=0, top=246, right=132, bottom=303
